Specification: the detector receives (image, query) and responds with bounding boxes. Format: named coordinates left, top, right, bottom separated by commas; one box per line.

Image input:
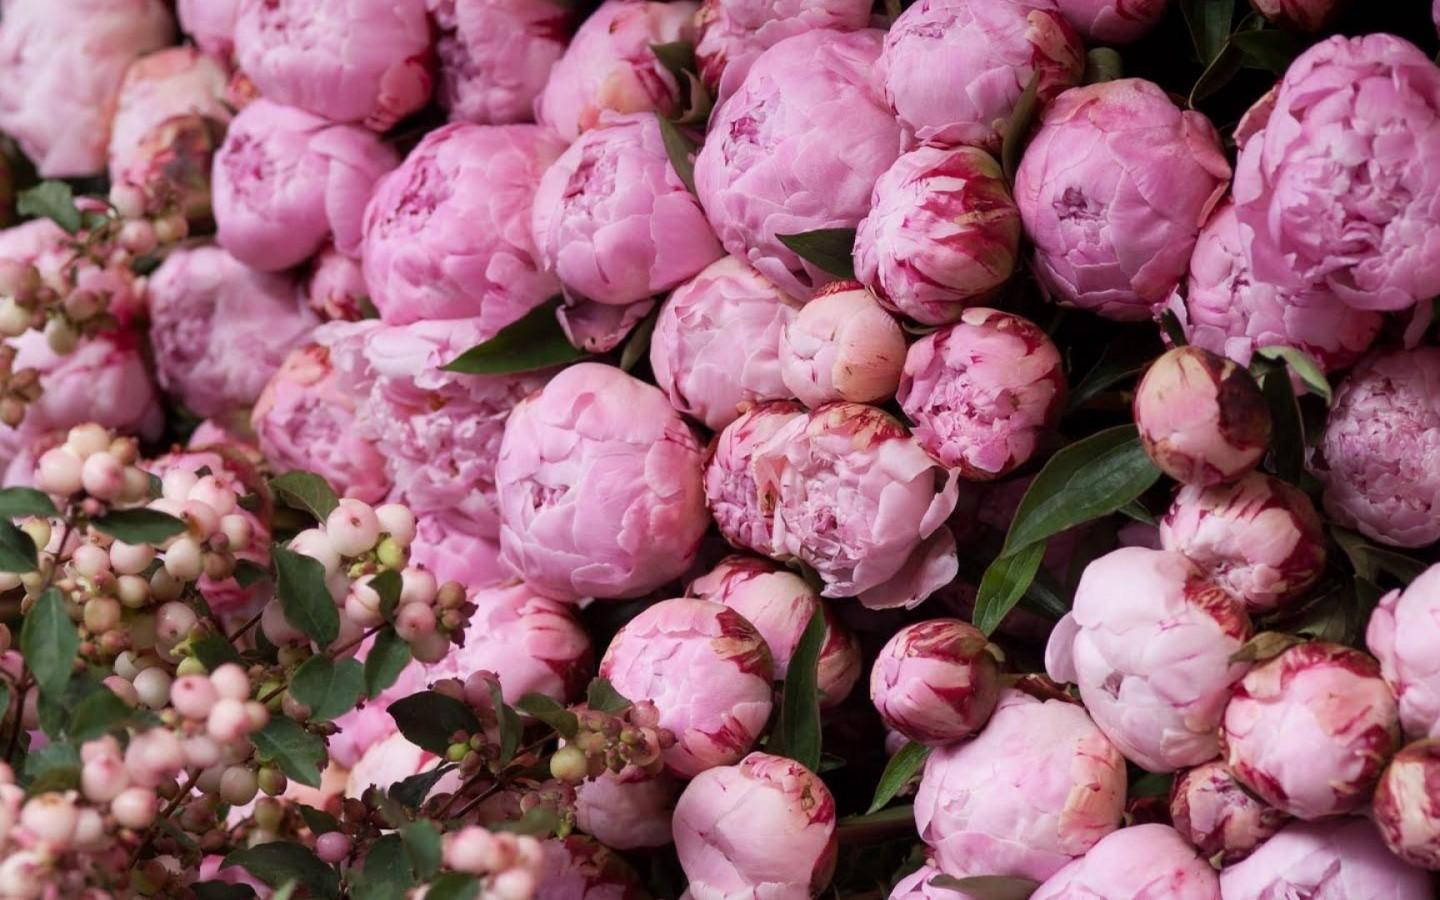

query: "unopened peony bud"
left=1029, top=824, right=1220, bottom=898
left=1134, top=346, right=1271, bottom=486
left=1220, top=818, right=1432, bottom=898
left=779, top=282, right=905, bottom=408
left=1373, top=739, right=1440, bottom=868
left=1372, top=566, right=1440, bottom=740
left=1223, top=642, right=1400, bottom=819
left=1051, top=0, right=1169, bottom=43
left=704, top=401, right=806, bottom=556
left=870, top=619, right=1000, bottom=746
left=1170, top=761, right=1289, bottom=864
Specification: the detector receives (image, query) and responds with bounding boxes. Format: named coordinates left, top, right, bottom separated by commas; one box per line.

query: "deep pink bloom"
left=879, top=0, right=1084, bottom=151
left=534, top=0, right=698, bottom=142
left=213, top=99, right=399, bottom=270
left=870, top=618, right=1001, bottom=746
left=695, top=0, right=871, bottom=102
left=1051, top=0, right=1168, bottom=43
left=899, top=308, right=1065, bottom=480
left=1169, top=760, right=1289, bottom=864
left=429, top=0, right=571, bottom=125
left=531, top=113, right=723, bottom=306
left=1220, top=818, right=1432, bottom=898
left=1222, top=642, right=1400, bottom=820
left=361, top=123, right=564, bottom=329
left=574, top=770, right=680, bottom=850
left=694, top=28, right=903, bottom=300
left=234, top=0, right=432, bottom=130
left=1029, top=824, right=1220, bottom=899
left=1014, top=79, right=1230, bottom=321
left=497, top=363, right=709, bottom=601
left=599, top=598, right=773, bottom=777
left=704, top=400, right=806, bottom=555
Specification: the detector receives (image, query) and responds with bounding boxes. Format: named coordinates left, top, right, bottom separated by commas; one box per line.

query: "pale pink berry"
left=72, top=808, right=104, bottom=850
left=219, top=514, right=252, bottom=552
left=36, top=447, right=82, bottom=496
left=345, top=583, right=385, bottom=628
left=317, top=831, right=351, bottom=863
left=326, top=498, right=380, bottom=557
left=209, top=663, right=250, bottom=701
left=376, top=503, right=416, bottom=546
left=109, top=540, right=155, bottom=575
left=110, top=787, right=158, bottom=829
left=161, top=469, right=199, bottom=503
left=72, top=544, right=111, bottom=578
left=491, top=870, right=536, bottom=900
left=81, top=755, right=128, bottom=803
left=82, top=597, right=121, bottom=633
left=124, top=730, right=183, bottom=786
left=207, top=698, right=250, bottom=742
left=181, top=500, right=220, bottom=540
left=65, top=424, right=110, bottom=458
left=244, top=701, right=270, bottom=731
left=290, top=528, right=341, bottom=577
left=182, top=735, right=220, bottom=769
left=187, top=475, right=238, bottom=517
left=399, top=567, right=437, bottom=606
left=0, top=852, right=45, bottom=896
left=154, top=601, right=198, bottom=644
left=395, top=602, right=436, bottom=642
left=410, top=630, right=451, bottom=663
left=80, top=451, right=125, bottom=500
left=170, top=675, right=218, bottom=720
left=261, top=600, right=306, bottom=645
left=102, top=675, right=139, bottom=707
left=19, top=794, right=78, bottom=848
left=132, top=667, right=172, bottom=710
left=163, top=537, right=204, bottom=581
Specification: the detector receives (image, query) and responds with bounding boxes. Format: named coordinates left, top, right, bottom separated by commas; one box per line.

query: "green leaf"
left=22, top=740, right=79, bottom=791
left=1261, top=364, right=1304, bottom=485
left=973, top=542, right=1048, bottom=637
left=586, top=677, right=632, bottom=714
left=234, top=558, right=271, bottom=588
left=269, top=471, right=339, bottom=521
left=1180, top=0, right=1235, bottom=65
left=272, top=545, right=340, bottom=646
left=192, top=882, right=258, bottom=900
left=656, top=114, right=699, bottom=196
left=425, top=874, right=481, bottom=900
left=1001, top=72, right=1041, bottom=184
left=775, top=229, right=856, bottom=280
left=772, top=607, right=825, bottom=772
left=69, top=687, right=133, bottom=741
left=650, top=41, right=695, bottom=82
left=351, top=838, right=410, bottom=900
left=364, top=627, right=412, bottom=698
left=1118, top=498, right=1156, bottom=526
left=192, top=632, right=245, bottom=671
left=0, top=487, right=57, bottom=519
left=389, top=762, right=456, bottom=808
left=619, top=302, right=661, bottom=372
left=297, top=804, right=340, bottom=836
left=0, top=520, right=37, bottom=573
left=443, top=297, right=588, bottom=375
left=250, top=717, right=327, bottom=788
left=224, top=842, right=340, bottom=899
left=289, top=656, right=365, bottom=722
left=928, top=874, right=1040, bottom=900
left=1067, top=348, right=1146, bottom=413
left=1002, top=425, right=1161, bottom=556
left=1331, top=528, right=1427, bottom=585
left=1254, top=346, right=1332, bottom=404
left=17, top=181, right=82, bottom=234
left=90, top=508, right=187, bottom=544
left=370, top=569, right=402, bottom=623
left=271, top=883, right=298, bottom=900
left=1129, top=771, right=1175, bottom=798
left=401, top=820, right=442, bottom=880
left=515, top=693, right=579, bottom=740
left=1230, top=28, right=1306, bottom=72
left=21, top=587, right=77, bottom=697
left=1189, top=41, right=1245, bottom=106
left=488, top=680, right=521, bottom=766
left=868, top=741, right=930, bottom=814
left=1083, top=47, right=1123, bottom=83
left=387, top=691, right=481, bottom=754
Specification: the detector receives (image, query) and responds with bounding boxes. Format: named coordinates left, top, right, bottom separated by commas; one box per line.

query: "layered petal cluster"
left=1219, top=818, right=1432, bottom=899
left=574, top=770, right=680, bottom=850
left=1051, top=0, right=1168, bottom=43
left=1368, top=563, right=1440, bottom=739
left=870, top=618, right=1001, bottom=746
left=429, top=0, right=571, bottom=125
left=177, top=0, right=240, bottom=58
left=1373, top=739, right=1440, bottom=869
left=703, top=400, right=806, bottom=555
left=1028, top=824, right=1220, bottom=899
left=453, top=582, right=593, bottom=704
left=778, top=283, right=907, bottom=409
left=1168, top=760, right=1289, bottom=864
left=695, top=0, right=872, bottom=102
left=107, top=47, right=231, bottom=182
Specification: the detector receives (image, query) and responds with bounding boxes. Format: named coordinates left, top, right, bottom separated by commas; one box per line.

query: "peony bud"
left=1134, top=346, right=1271, bottom=487
left=778, top=282, right=906, bottom=408
left=870, top=619, right=1000, bottom=746
left=1051, top=0, right=1168, bottom=43
left=695, top=0, right=871, bottom=102
left=1029, top=824, right=1220, bottom=899
left=574, top=769, right=680, bottom=851
left=1370, top=564, right=1440, bottom=740
left=1169, top=761, right=1289, bottom=864
left=1219, top=818, right=1432, bottom=898
left=1374, top=739, right=1440, bottom=869
left=1223, top=642, right=1400, bottom=820
left=430, top=0, right=569, bottom=126
left=703, top=400, right=806, bottom=556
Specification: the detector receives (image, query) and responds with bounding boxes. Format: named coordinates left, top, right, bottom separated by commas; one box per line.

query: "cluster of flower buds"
left=549, top=701, right=678, bottom=785
left=442, top=827, right=547, bottom=900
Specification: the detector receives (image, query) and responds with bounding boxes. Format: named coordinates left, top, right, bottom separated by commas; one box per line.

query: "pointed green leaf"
left=1180, top=0, right=1235, bottom=64
left=1001, top=72, right=1041, bottom=183
left=973, top=542, right=1048, bottom=637
left=773, top=607, right=825, bottom=772
left=364, top=627, right=412, bottom=698
left=250, top=717, right=326, bottom=788
left=928, top=874, right=1040, bottom=900
left=442, top=298, right=588, bottom=375
left=401, top=820, right=442, bottom=880
left=1254, top=345, right=1332, bottom=404
left=269, top=471, right=339, bottom=521
left=387, top=691, right=481, bottom=754
left=586, top=677, right=632, bottom=714
left=656, top=114, right=698, bottom=195
left=868, top=741, right=930, bottom=814
left=272, top=545, right=340, bottom=646
left=487, top=680, right=521, bottom=766
left=192, top=632, right=245, bottom=671
left=389, top=762, right=456, bottom=809
left=1230, top=28, right=1306, bottom=72
left=91, top=508, right=187, bottom=544
left=776, top=229, right=857, bottom=279
left=290, top=656, right=365, bottom=722
left=69, top=687, right=134, bottom=741
left=425, top=874, right=481, bottom=900
left=515, top=693, right=579, bottom=740
left=370, top=569, right=402, bottom=622
left=1261, top=364, right=1304, bottom=485
left=21, top=587, right=77, bottom=697
left=224, top=842, right=339, bottom=899
left=0, top=487, right=57, bottom=519
left=620, top=302, right=660, bottom=372
left=0, top=520, right=37, bottom=573
left=18, top=181, right=82, bottom=234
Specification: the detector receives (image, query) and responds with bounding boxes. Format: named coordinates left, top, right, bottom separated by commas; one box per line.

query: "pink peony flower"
left=251, top=325, right=391, bottom=504
left=694, top=28, right=903, bottom=300
left=1222, top=642, right=1400, bottom=820
left=177, top=0, right=240, bottom=59
left=361, top=123, right=564, bottom=329
left=672, top=753, right=836, bottom=899
left=1163, top=203, right=1382, bottom=372
left=535, top=837, right=649, bottom=900
left=359, top=318, right=550, bottom=541
left=899, top=307, right=1065, bottom=480
left=213, top=99, right=400, bottom=271
left=429, top=0, right=571, bottom=125
left=1168, top=760, right=1289, bottom=864
left=1232, top=34, right=1440, bottom=312
left=870, top=618, right=1001, bottom=747
left=1014, top=79, right=1230, bottom=321
left=1219, top=818, right=1432, bottom=899
left=695, top=0, right=872, bottom=103
left=1368, top=563, right=1440, bottom=739
left=452, top=582, right=593, bottom=704
left=915, top=688, right=1127, bottom=881
left=305, top=245, right=372, bottom=322
left=688, top=555, right=861, bottom=707
left=855, top=145, right=1023, bottom=326
left=599, top=598, right=773, bottom=777
left=650, top=256, right=798, bottom=431
left=704, top=400, right=806, bottom=555
left=234, top=0, right=432, bottom=131
left=107, top=47, right=230, bottom=185
left=1373, top=738, right=1440, bottom=869
left=778, top=282, right=907, bottom=409
left=1045, top=547, right=1252, bottom=773
left=574, top=770, right=679, bottom=850
left=0, top=0, right=174, bottom=177
left=879, top=0, right=1084, bottom=151
left=1314, top=348, right=1440, bottom=548
left=752, top=402, right=961, bottom=609
left=497, top=363, right=709, bottom=601
left=344, top=731, right=462, bottom=800
left=1051, top=0, right=1168, bottom=43
left=531, top=113, right=723, bottom=306
left=534, top=0, right=697, bottom=142
left=409, top=512, right=506, bottom=589
left=1029, top=824, right=1220, bottom=899
left=1159, top=472, right=1327, bottom=615
left=148, top=245, right=317, bottom=420
left=1133, top=346, right=1271, bottom=487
